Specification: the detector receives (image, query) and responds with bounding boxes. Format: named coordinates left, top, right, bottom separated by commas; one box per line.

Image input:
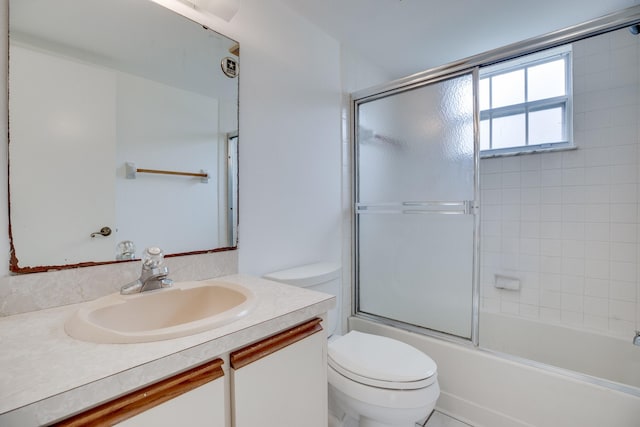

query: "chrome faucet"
left=634, top=331, right=640, bottom=347
left=120, top=247, right=174, bottom=295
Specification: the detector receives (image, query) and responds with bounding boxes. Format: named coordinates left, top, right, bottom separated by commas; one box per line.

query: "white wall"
left=150, top=0, right=344, bottom=276
left=480, top=28, right=640, bottom=340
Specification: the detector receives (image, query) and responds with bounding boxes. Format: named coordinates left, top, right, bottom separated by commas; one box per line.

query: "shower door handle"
left=357, top=201, right=476, bottom=215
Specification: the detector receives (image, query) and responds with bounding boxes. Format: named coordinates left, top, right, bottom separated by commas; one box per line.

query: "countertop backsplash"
left=0, top=250, right=238, bottom=317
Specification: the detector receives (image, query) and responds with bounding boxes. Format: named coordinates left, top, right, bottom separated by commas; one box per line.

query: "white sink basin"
left=65, top=280, right=256, bottom=344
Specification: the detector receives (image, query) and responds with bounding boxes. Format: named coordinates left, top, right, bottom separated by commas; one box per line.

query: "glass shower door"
left=355, top=72, right=477, bottom=339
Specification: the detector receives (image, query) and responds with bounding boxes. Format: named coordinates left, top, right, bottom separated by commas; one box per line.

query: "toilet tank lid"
left=263, top=262, right=341, bottom=287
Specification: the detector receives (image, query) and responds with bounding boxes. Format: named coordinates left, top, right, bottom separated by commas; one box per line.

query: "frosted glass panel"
left=356, top=71, right=476, bottom=340
left=358, top=74, right=474, bottom=203
left=358, top=214, right=474, bottom=338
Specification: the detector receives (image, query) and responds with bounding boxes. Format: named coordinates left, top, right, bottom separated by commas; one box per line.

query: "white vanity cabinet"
left=55, top=359, right=226, bottom=427
left=53, top=318, right=328, bottom=427
left=230, top=318, right=328, bottom=427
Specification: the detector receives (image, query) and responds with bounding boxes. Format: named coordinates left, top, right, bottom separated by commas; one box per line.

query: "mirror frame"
left=7, top=0, right=240, bottom=273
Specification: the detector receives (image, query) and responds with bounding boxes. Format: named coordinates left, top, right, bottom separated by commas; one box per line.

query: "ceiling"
left=281, top=0, right=640, bottom=80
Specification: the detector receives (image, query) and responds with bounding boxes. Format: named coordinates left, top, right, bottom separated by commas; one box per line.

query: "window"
left=479, top=45, right=573, bottom=156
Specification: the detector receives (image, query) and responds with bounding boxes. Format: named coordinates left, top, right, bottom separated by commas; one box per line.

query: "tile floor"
left=420, top=410, right=474, bottom=427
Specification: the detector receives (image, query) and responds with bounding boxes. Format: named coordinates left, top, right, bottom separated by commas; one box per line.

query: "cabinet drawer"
left=55, top=359, right=225, bottom=427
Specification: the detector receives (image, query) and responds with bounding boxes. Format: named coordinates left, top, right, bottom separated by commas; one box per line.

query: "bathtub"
left=479, top=312, right=640, bottom=389
left=350, top=316, right=640, bottom=427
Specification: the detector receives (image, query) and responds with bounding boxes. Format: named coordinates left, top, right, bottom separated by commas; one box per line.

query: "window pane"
left=529, top=107, right=564, bottom=145
left=528, top=59, right=566, bottom=102
left=479, top=78, right=490, bottom=111
left=492, top=114, right=525, bottom=149
left=480, top=119, right=490, bottom=150
left=491, top=70, right=524, bottom=108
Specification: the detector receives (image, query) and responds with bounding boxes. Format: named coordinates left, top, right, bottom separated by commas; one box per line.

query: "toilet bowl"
left=264, top=263, right=440, bottom=427
left=328, top=331, right=439, bottom=427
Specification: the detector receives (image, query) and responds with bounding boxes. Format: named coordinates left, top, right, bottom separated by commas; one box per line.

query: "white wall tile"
left=584, top=185, right=610, bottom=204
left=502, top=172, right=521, bottom=188
left=584, top=278, right=610, bottom=298
left=541, top=186, right=562, bottom=204
left=562, top=275, right=585, bottom=294
left=521, top=155, right=541, bottom=171
left=562, top=150, right=585, bottom=168
left=584, top=204, right=610, bottom=223
left=610, top=281, right=637, bottom=302
left=584, top=296, right=609, bottom=317
left=585, top=259, right=610, bottom=280
left=521, top=221, right=540, bottom=238
left=521, top=188, right=541, bottom=204
left=610, top=183, right=637, bottom=204
left=478, top=32, right=639, bottom=342
left=502, top=188, right=521, bottom=204
left=481, top=157, right=502, bottom=174
left=610, top=203, right=638, bottom=223
left=562, top=205, right=585, bottom=222
left=541, top=239, right=562, bottom=257
left=562, top=168, right=585, bottom=186
left=610, top=242, right=636, bottom=263
left=541, top=152, right=562, bottom=170
left=561, top=309, right=584, bottom=326
left=541, top=204, right=562, bottom=221
left=610, top=261, right=637, bottom=283
left=541, top=290, right=562, bottom=308
left=540, top=221, right=562, bottom=239
left=562, top=240, right=585, bottom=258
left=583, top=314, right=609, bottom=331
left=609, top=299, right=636, bottom=322
left=500, top=300, right=519, bottom=315
left=584, top=165, right=610, bottom=185
left=584, top=241, right=610, bottom=260
left=561, top=222, right=585, bottom=240
left=540, top=307, right=562, bottom=322
left=611, top=223, right=637, bottom=243
left=482, top=189, right=502, bottom=205
left=541, top=273, right=562, bottom=291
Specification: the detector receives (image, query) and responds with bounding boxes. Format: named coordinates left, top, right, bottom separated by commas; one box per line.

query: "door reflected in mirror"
left=8, top=0, right=239, bottom=272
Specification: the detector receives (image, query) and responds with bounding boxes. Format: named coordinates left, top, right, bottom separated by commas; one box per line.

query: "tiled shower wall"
left=480, top=28, right=640, bottom=338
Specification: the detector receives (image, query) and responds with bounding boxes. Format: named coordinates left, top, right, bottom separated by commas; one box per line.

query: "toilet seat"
left=328, top=331, right=437, bottom=390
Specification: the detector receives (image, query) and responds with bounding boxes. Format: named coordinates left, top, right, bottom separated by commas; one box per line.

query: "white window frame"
left=479, top=45, right=573, bottom=157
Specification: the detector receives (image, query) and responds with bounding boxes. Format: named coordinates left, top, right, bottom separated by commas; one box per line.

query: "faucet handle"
left=142, top=247, right=165, bottom=269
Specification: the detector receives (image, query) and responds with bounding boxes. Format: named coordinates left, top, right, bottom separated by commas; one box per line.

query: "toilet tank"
left=264, top=262, right=341, bottom=336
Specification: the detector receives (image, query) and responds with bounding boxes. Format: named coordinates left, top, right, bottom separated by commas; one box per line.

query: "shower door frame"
left=352, top=68, right=482, bottom=346
left=351, top=4, right=640, bottom=350
left=349, top=5, right=640, bottom=396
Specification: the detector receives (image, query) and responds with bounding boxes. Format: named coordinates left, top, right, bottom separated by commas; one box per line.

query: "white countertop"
left=0, top=274, right=335, bottom=426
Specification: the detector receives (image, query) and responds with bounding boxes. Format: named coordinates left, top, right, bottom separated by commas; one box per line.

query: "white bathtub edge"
left=350, top=316, right=640, bottom=427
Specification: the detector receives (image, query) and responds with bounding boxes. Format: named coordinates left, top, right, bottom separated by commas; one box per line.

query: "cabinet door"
left=55, top=359, right=225, bottom=427
left=230, top=318, right=327, bottom=427
left=116, top=377, right=225, bottom=427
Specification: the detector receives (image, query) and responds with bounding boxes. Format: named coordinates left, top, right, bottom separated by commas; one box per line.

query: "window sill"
left=480, top=145, right=577, bottom=159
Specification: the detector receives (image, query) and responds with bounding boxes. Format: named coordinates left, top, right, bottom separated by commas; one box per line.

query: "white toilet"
left=264, top=263, right=440, bottom=427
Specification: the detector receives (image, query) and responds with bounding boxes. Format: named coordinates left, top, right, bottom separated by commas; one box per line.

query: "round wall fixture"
left=221, top=57, right=239, bottom=78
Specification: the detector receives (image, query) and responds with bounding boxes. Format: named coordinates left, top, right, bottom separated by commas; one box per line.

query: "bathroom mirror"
left=8, top=0, right=239, bottom=272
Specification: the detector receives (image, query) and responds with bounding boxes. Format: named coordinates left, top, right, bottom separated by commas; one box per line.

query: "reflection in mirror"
left=8, top=0, right=239, bottom=272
